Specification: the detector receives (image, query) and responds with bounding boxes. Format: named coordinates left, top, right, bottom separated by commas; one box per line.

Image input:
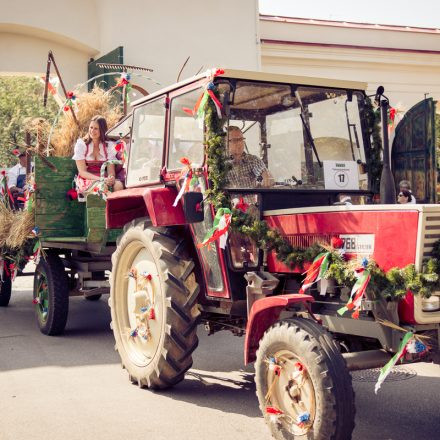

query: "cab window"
left=126, top=97, right=166, bottom=187
left=168, top=89, right=204, bottom=169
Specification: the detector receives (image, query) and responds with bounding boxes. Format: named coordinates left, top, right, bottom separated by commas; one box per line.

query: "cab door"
left=391, top=98, right=437, bottom=203
left=166, top=83, right=231, bottom=299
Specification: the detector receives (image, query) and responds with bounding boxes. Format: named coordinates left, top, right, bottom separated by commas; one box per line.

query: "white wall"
left=95, top=0, right=260, bottom=92
left=260, top=17, right=440, bottom=114
left=0, top=31, right=91, bottom=88
left=0, top=0, right=260, bottom=92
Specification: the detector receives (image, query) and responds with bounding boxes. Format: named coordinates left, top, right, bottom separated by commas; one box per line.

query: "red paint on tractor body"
left=106, top=186, right=185, bottom=229
left=244, top=294, right=314, bottom=364
left=264, top=210, right=419, bottom=273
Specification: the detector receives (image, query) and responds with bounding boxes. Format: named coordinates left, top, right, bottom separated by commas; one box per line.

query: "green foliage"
left=364, top=98, right=382, bottom=193
left=0, top=77, right=58, bottom=167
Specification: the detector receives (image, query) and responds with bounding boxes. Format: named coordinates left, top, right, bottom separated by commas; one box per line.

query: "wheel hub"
left=120, top=245, right=162, bottom=366
left=265, top=352, right=316, bottom=435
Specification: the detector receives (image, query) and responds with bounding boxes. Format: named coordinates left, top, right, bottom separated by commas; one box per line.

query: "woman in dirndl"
left=72, top=115, right=124, bottom=193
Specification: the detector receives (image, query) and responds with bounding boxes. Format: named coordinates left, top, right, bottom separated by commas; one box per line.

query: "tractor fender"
left=244, top=294, right=314, bottom=364
left=106, top=186, right=186, bottom=229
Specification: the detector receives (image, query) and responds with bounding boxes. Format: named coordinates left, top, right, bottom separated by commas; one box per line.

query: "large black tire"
left=0, top=275, right=12, bottom=307
left=33, top=254, right=69, bottom=335
left=110, top=219, right=200, bottom=389
left=255, top=317, right=355, bottom=440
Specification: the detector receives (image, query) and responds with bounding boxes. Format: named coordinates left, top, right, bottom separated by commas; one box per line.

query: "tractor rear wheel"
left=255, top=317, right=355, bottom=440
left=33, top=254, right=69, bottom=335
left=0, top=274, right=12, bottom=307
left=110, top=219, right=200, bottom=389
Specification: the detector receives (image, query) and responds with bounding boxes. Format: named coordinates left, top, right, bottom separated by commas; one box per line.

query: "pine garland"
left=364, top=98, right=382, bottom=193
left=203, top=84, right=440, bottom=300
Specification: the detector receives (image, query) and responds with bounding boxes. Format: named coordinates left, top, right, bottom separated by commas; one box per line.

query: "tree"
left=0, top=77, right=58, bottom=167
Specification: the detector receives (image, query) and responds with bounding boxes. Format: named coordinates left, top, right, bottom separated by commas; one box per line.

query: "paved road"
left=1, top=273, right=440, bottom=440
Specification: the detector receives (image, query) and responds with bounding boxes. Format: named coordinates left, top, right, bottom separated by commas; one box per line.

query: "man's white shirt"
left=7, top=163, right=26, bottom=188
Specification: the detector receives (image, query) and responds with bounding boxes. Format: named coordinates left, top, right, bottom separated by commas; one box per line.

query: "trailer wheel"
left=0, top=274, right=12, bottom=307
left=110, top=219, right=200, bottom=389
left=33, top=254, right=69, bottom=335
left=255, top=318, right=355, bottom=440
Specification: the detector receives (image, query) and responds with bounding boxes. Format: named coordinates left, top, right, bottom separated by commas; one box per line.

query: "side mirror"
left=183, top=191, right=204, bottom=223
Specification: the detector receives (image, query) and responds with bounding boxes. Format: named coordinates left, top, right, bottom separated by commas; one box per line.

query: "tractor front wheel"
left=110, top=219, right=200, bottom=389
left=255, top=317, right=355, bottom=440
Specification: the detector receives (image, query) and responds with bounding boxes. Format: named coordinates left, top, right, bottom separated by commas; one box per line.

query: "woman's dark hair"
left=398, top=189, right=413, bottom=203
left=83, top=115, right=108, bottom=145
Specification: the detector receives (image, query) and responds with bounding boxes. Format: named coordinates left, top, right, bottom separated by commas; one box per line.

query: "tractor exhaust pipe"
left=343, top=349, right=392, bottom=371
left=376, top=86, right=397, bottom=204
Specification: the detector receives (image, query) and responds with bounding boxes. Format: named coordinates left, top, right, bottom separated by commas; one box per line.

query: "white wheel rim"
left=266, top=349, right=316, bottom=436
left=115, top=240, right=164, bottom=367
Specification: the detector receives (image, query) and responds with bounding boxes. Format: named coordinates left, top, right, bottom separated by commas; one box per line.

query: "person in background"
left=73, top=115, right=124, bottom=194
left=8, top=150, right=27, bottom=195
left=397, top=189, right=413, bottom=204
left=8, top=150, right=28, bottom=209
left=399, top=180, right=416, bottom=204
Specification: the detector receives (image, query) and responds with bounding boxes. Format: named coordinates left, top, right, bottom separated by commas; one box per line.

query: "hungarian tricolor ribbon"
left=96, top=159, right=122, bottom=200
left=197, top=208, right=232, bottom=249
left=63, top=91, right=76, bottom=112
left=337, top=268, right=371, bottom=319
left=172, top=157, right=198, bottom=207
left=0, top=170, right=14, bottom=206
left=299, top=252, right=330, bottom=294
left=233, top=197, right=249, bottom=213
left=115, top=141, right=126, bottom=162
left=183, top=79, right=223, bottom=120
left=374, top=332, right=413, bottom=394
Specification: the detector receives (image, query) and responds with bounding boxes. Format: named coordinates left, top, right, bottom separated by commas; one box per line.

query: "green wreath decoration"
left=202, top=84, right=440, bottom=300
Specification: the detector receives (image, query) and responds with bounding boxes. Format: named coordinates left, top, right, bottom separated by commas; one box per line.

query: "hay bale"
left=50, top=86, right=122, bottom=157
left=0, top=201, right=14, bottom=248
left=5, top=209, right=34, bottom=249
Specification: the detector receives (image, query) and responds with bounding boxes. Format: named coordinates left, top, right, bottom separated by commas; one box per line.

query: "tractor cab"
left=107, top=70, right=375, bottom=300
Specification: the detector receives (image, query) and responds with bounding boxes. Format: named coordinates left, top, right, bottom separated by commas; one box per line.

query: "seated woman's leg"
left=113, top=180, right=124, bottom=191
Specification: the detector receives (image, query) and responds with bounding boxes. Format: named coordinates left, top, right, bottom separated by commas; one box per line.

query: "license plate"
left=339, top=234, right=375, bottom=255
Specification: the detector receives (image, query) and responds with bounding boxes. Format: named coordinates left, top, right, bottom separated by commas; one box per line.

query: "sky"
left=259, top=0, right=440, bottom=28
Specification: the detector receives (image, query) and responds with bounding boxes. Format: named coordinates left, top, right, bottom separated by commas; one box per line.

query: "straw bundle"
left=5, top=209, right=34, bottom=249
left=0, top=201, right=15, bottom=248
left=50, top=86, right=122, bottom=157
left=26, top=118, right=52, bottom=155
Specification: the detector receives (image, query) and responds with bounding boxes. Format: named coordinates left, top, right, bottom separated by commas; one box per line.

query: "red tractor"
left=103, top=69, right=439, bottom=439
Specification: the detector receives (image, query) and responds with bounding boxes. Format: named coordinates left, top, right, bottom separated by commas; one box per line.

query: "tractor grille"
left=285, top=233, right=333, bottom=249
left=421, top=214, right=440, bottom=259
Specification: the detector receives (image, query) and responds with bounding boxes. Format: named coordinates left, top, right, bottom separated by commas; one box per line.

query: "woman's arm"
left=106, top=163, right=116, bottom=186
left=76, top=160, right=101, bottom=181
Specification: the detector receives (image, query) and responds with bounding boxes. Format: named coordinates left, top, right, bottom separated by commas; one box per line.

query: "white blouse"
left=72, top=138, right=117, bottom=161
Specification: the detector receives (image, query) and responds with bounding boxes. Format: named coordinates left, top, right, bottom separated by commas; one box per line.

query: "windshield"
left=220, top=80, right=369, bottom=191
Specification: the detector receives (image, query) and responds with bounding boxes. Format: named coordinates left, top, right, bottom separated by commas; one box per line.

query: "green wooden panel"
left=36, top=212, right=84, bottom=229
left=36, top=198, right=84, bottom=215
left=43, top=237, right=88, bottom=243
left=87, top=207, right=106, bottom=229
left=87, top=228, right=107, bottom=243
left=86, top=195, right=106, bottom=208
left=107, top=229, right=121, bottom=242
left=35, top=157, right=85, bottom=239
left=87, top=47, right=123, bottom=92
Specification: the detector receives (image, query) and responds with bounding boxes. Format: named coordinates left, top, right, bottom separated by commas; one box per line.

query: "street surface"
left=1, top=272, right=440, bottom=440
